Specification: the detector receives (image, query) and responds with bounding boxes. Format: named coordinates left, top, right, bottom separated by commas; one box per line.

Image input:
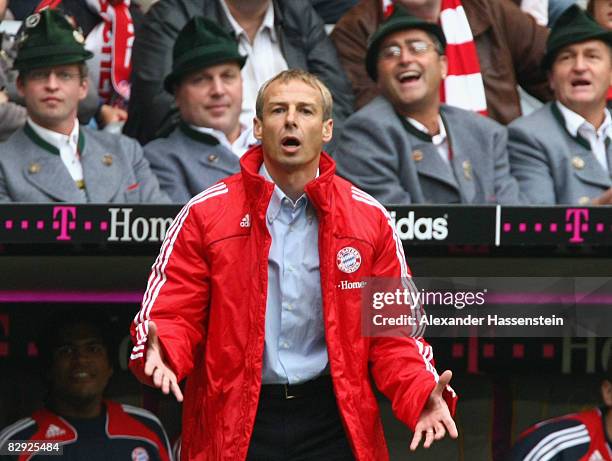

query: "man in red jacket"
left=129, top=69, right=458, bottom=460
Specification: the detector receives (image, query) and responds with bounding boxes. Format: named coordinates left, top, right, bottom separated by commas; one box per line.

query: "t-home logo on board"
left=390, top=211, right=448, bottom=241
left=107, top=208, right=174, bottom=242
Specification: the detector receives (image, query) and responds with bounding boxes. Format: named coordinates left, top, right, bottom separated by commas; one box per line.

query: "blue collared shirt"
left=259, top=164, right=329, bottom=384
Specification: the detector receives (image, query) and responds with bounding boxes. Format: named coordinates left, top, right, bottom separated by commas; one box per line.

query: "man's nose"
left=572, top=54, right=588, bottom=71
left=210, top=76, right=226, bottom=95
left=45, top=72, right=60, bottom=89
left=398, top=46, right=416, bottom=65
left=284, top=107, right=297, bottom=126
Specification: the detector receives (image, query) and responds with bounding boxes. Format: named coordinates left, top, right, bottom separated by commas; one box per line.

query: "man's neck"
left=49, top=396, right=103, bottom=419
left=226, top=124, right=242, bottom=144
left=396, top=0, right=442, bottom=22
left=562, top=101, right=607, bottom=129
left=225, top=0, right=270, bottom=43
left=29, top=116, right=76, bottom=137
left=263, top=160, right=318, bottom=202
left=400, top=102, right=442, bottom=135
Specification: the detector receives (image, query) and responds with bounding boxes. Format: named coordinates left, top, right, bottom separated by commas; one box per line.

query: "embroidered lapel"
left=552, top=104, right=612, bottom=188
left=398, top=113, right=460, bottom=192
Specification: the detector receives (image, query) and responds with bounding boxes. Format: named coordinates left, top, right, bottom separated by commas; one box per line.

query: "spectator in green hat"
left=144, top=16, right=256, bottom=203
left=335, top=5, right=521, bottom=205
left=0, top=9, right=169, bottom=203
left=509, top=5, right=612, bottom=205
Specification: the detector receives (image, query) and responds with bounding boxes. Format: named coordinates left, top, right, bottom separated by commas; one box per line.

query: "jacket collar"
left=239, top=145, right=336, bottom=216
left=24, top=120, right=85, bottom=156
left=179, top=122, right=220, bottom=146
left=209, top=0, right=284, bottom=37
left=551, top=102, right=598, bottom=151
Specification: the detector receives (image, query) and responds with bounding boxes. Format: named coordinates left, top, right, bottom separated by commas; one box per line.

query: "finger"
left=437, top=370, right=453, bottom=388
left=170, top=378, right=184, bottom=402
left=152, top=367, right=164, bottom=388
left=444, top=415, right=459, bottom=439
left=434, top=422, right=445, bottom=440
left=409, top=429, right=423, bottom=451
left=423, top=429, right=435, bottom=449
left=431, top=370, right=453, bottom=398
left=144, top=354, right=156, bottom=376
left=161, top=374, right=170, bottom=395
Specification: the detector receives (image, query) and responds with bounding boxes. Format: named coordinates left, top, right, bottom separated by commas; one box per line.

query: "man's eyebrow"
left=58, top=338, right=104, bottom=346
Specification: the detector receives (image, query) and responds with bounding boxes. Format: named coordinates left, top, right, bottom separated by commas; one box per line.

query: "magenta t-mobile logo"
left=565, top=208, right=589, bottom=243
left=53, top=206, right=77, bottom=241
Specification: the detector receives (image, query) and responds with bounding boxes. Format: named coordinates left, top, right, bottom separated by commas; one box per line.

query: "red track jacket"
left=130, top=146, right=458, bottom=460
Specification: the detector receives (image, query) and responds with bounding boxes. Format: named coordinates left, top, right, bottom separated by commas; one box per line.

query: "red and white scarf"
left=36, top=0, right=134, bottom=105
left=381, top=0, right=487, bottom=116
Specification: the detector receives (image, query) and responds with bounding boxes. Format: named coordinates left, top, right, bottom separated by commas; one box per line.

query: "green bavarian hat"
left=366, top=5, right=446, bottom=81
left=543, top=4, right=612, bottom=70
left=164, top=16, right=247, bottom=94
left=13, top=9, right=93, bottom=72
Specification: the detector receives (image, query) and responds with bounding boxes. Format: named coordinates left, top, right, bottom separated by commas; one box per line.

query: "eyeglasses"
left=380, top=40, right=439, bottom=59
left=27, top=69, right=82, bottom=82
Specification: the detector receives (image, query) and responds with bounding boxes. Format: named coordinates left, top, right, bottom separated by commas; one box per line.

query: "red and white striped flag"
left=380, top=0, right=488, bottom=116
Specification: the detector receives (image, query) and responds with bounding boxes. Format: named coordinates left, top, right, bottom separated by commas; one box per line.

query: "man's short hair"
left=37, top=308, right=115, bottom=373
left=255, top=69, right=333, bottom=121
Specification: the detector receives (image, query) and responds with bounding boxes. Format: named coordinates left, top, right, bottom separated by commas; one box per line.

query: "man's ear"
left=440, top=55, right=448, bottom=80
left=78, top=76, right=89, bottom=101
left=253, top=117, right=263, bottom=141
left=16, top=75, right=25, bottom=98
left=602, top=380, right=612, bottom=407
left=322, top=118, right=333, bottom=143
left=547, top=70, right=556, bottom=94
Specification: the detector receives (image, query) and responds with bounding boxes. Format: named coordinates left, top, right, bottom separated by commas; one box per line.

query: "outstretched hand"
left=143, top=321, right=184, bottom=402
left=410, top=370, right=458, bottom=451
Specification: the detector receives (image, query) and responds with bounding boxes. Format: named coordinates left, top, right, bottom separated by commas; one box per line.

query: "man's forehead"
left=194, top=62, right=241, bottom=76
left=557, top=38, right=611, bottom=54
left=264, top=80, right=322, bottom=105
left=56, top=337, right=104, bottom=347
left=57, top=323, right=104, bottom=343
left=381, top=28, right=431, bottom=46
left=34, top=64, right=80, bottom=71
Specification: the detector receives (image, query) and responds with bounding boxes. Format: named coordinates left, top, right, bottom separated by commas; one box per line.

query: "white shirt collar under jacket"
left=27, top=117, right=84, bottom=181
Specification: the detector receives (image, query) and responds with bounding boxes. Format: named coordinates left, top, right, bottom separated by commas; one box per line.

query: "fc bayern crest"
left=336, top=247, right=361, bottom=273
left=131, top=447, right=149, bottom=461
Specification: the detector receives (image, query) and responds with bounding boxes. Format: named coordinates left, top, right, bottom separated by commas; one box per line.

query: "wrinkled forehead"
left=555, top=38, right=612, bottom=59
left=263, top=79, right=323, bottom=108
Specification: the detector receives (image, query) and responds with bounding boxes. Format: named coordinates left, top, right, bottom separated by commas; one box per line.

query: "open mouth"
left=71, top=371, right=93, bottom=380
left=281, top=136, right=301, bottom=149
left=571, top=78, right=591, bottom=88
left=397, top=70, right=421, bottom=84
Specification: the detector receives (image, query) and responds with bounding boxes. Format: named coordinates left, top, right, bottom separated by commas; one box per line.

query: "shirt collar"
left=189, top=123, right=258, bottom=157
left=406, top=115, right=447, bottom=146
left=259, top=162, right=318, bottom=223
left=556, top=101, right=612, bottom=139
left=219, top=0, right=277, bottom=42
left=27, top=117, right=79, bottom=151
